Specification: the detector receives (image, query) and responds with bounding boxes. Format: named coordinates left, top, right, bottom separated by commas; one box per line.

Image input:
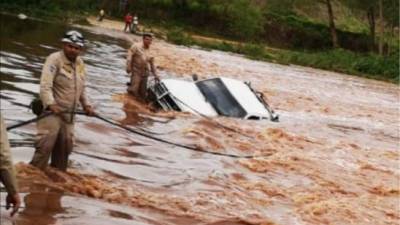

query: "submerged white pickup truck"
left=148, top=77, right=279, bottom=121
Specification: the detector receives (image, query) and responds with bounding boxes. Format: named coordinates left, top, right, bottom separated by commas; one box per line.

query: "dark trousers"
left=124, top=23, right=131, bottom=32
left=30, top=115, right=74, bottom=171
left=127, top=74, right=149, bottom=101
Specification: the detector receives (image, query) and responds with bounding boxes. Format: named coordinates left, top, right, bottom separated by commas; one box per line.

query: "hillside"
left=0, top=0, right=398, bottom=81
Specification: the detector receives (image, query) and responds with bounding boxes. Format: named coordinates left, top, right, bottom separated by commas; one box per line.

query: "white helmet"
left=61, top=30, right=85, bottom=47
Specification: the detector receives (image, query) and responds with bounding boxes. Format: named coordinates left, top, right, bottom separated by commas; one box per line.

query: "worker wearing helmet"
left=30, top=30, right=95, bottom=171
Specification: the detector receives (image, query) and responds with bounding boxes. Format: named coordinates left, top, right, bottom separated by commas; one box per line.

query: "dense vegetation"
left=1, top=0, right=98, bottom=15
left=1, top=0, right=398, bottom=82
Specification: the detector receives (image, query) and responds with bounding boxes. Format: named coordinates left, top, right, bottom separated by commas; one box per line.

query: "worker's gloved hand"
left=48, top=104, right=63, bottom=114
left=154, top=76, right=160, bottom=82
left=6, top=193, right=21, bottom=217
left=83, top=105, right=96, bottom=116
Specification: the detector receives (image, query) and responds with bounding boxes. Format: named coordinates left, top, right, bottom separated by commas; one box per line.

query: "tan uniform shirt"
left=0, top=113, right=18, bottom=195
left=40, top=51, right=88, bottom=121
left=126, top=43, right=155, bottom=77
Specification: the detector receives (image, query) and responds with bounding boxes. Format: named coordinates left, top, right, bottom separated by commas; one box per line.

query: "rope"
left=6, top=113, right=52, bottom=131
left=5, top=111, right=253, bottom=159
left=126, top=124, right=175, bottom=136
left=92, top=113, right=253, bottom=159
left=0, top=204, right=25, bottom=209
left=5, top=100, right=172, bottom=135
left=168, top=93, right=253, bottom=138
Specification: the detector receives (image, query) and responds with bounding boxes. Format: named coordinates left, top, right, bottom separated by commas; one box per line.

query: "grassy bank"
left=1, top=1, right=398, bottom=83
left=276, top=49, right=399, bottom=82
left=140, top=17, right=399, bottom=84
left=165, top=28, right=399, bottom=83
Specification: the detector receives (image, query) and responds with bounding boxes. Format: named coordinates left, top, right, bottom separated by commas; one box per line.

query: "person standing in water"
left=0, top=113, right=21, bottom=217
left=30, top=30, right=95, bottom=172
left=126, top=33, right=159, bottom=101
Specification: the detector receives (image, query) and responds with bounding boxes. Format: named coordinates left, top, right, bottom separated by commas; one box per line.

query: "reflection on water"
left=1, top=13, right=399, bottom=225
left=19, top=192, right=65, bottom=225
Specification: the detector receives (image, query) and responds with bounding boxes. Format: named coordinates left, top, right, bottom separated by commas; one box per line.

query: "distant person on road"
left=131, top=13, right=139, bottom=33
left=126, top=33, right=159, bottom=101
left=0, top=113, right=21, bottom=217
left=30, top=30, right=95, bottom=172
left=97, top=9, right=105, bottom=22
left=124, top=13, right=133, bottom=32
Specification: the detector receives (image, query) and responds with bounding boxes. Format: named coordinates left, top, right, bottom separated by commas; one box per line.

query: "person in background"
left=29, top=30, right=95, bottom=172
left=126, top=33, right=159, bottom=101
left=132, top=13, right=139, bottom=33
left=97, top=9, right=105, bottom=22
left=124, top=13, right=133, bottom=32
left=0, top=113, right=21, bottom=217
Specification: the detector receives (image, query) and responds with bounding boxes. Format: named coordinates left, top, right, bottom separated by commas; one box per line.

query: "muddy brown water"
left=1, top=13, right=399, bottom=225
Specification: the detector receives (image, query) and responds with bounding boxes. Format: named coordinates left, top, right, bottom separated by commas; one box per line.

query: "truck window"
left=196, top=78, right=246, bottom=118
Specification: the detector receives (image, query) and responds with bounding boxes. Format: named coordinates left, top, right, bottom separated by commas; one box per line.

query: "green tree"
left=272, top=0, right=339, bottom=48
left=224, top=0, right=264, bottom=39
left=344, top=0, right=399, bottom=54
left=325, top=0, right=339, bottom=48
left=263, top=0, right=295, bottom=14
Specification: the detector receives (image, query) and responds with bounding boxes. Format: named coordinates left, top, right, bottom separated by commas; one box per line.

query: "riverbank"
left=87, top=16, right=398, bottom=83
left=1, top=2, right=398, bottom=82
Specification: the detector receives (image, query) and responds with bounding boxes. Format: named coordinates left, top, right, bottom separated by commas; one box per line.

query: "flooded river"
left=0, top=14, right=399, bottom=225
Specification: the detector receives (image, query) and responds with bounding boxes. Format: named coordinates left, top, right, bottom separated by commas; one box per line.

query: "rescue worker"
left=126, top=33, right=159, bottom=101
left=30, top=30, right=95, bottom=172
left=0, top=113, right=21, bottom=217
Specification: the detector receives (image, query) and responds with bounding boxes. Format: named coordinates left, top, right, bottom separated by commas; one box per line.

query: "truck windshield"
left=196, top=78, right=246, bottom=118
